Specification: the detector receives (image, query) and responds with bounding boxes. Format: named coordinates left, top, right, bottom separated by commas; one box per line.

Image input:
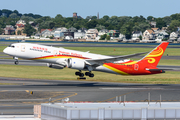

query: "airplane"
left=3, top=42, right=169, bottom=79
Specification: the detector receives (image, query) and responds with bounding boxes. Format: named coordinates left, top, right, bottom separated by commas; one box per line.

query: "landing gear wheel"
left=85, top=72, right=90, bottom=76
left=85, top=72, right=94, bottom=77
left=89, top=73, right=94, bottom=77
left=75, top=72, right=80, bottom=76
left=76, top=71, right=86, bottom=80
left=79, top=73, right=84, bottom=77
left=15, top=61, right=19, bottom=65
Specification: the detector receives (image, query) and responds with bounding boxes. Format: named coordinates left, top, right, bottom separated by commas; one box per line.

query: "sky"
left=0, top=0, right=180, bottom=19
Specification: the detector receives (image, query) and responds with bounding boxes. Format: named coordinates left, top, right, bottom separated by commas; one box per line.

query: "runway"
left=0, top=77, right=180, bottom=114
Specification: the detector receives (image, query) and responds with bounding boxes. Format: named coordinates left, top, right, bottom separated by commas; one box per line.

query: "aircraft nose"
left=3, top=48, right=8, bottom=54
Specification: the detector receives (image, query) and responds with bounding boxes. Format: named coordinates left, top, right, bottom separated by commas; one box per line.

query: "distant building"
left=107, top=30, right=119, bottom=38
left=15, top=19, right=37, bottom=36
left=52, top=27, right=67, bottom=39
left=4, top=25, right=15, bottom=35
left=151, top=28, right=161, bottom=37
left=156, top=31, right=169, bottom=41
left=151, top=28, right=160, bottom=32
left=68, top=27, right=77, bottom=32
left=41, top=29, right=53, bottom=33
left=65, top=36, right=73, bottom=40
left=119, top=33, right=126, bottom=40
left=85, top=29, right=98, bottom=39
left=41, top=29, right=53, bottom=37
left=150, top=21, right=156, bottom=28
left=73, top=12, right=82, bottom=19
left=63, top=31, right=74, bottom=38
left=132, top=31, right=142, bottom=40
left=15, top=24, right=26, bottom=35
left=74, top=28, right=87, bottom=39
left=73, top=12, right=77, bottom=18
left=15, top=19, right=26, bottom=35
left=98, top=29, right=108, bottom=37
left=170, top=32, right=178, bottom=40
left=16, top=19, right=26, bottom=25
left=74, top=29, right=87, bottom=39
left=54, top=31, right=64, bottom=39
left=162, top=27, right=168, bottom=31
left=97, top=12, right=99, bottom=19
left=52, top=27, right=67, bottom=33
left=29, top=21, right=36, bottom=26
left=142, top=30, right=155, bottom=40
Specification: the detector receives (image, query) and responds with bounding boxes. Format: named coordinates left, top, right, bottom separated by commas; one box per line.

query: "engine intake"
left=67, top=58, right=85, bottom=70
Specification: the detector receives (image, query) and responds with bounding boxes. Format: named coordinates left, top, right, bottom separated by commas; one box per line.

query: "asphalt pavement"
left=0, top=77, right=180, bottom=114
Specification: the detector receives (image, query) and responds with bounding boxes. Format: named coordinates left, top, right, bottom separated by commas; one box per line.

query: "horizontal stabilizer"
left=146, top=68, right=172, bottom=73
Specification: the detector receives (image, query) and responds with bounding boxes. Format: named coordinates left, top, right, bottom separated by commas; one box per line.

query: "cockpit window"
left=9, top=44, right=15, bottom=48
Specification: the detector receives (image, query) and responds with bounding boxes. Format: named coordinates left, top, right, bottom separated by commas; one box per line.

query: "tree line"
left=1, top=9, right=180, bottom=38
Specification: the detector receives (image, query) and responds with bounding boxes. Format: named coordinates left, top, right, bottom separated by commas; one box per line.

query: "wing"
left=85, top=52, right=147, bottom=66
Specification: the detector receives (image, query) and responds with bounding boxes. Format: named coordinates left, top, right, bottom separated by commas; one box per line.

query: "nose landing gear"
left=15, top=60, right=19, bottom=65
left=76, top=71, right=94, bottom=79
left=13, top=57, right=19, bottom=65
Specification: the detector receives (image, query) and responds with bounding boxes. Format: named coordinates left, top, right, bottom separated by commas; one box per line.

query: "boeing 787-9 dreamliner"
left=3, top=42, right=169, bottom=79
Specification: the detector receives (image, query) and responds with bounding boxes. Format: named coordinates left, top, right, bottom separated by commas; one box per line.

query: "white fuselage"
left=3, top=43, right=125, bottom=74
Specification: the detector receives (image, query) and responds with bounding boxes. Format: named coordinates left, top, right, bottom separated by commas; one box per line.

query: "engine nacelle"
left=67, top=58, right=85, bottom=70
left=47, top=63, right=64, bottom=69
left=56, top=58, right=67, bottom=67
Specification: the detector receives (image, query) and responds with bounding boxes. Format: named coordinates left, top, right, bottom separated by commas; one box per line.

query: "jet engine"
left=67, top=58, right=86, bottom=70
left=47, top=63, right=64, bottom=69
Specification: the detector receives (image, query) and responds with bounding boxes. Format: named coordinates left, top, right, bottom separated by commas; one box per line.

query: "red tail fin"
left=139, top=42, right=169, bottom=67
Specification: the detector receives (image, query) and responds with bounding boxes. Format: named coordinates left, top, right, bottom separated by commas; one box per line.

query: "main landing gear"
left=13, top=57, right=19, bottom=65
left=75, top=70, right=94, bottom=80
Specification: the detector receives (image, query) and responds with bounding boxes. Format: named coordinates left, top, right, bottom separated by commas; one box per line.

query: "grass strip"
left=1, top=64, right=180, bottom=84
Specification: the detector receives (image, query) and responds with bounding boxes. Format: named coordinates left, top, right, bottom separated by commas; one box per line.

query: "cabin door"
left=21, top=45, right=25, bottom=52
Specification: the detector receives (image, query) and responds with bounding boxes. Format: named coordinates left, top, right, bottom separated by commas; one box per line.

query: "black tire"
left=85, top=72, right=90, bottom=76
left=75, top=72, right=80, bottom=76
left=89, top=73, right=94, bottom=77
left=79, top=73, right=84, bottom=77
left=15, top=61, right=19, bottom=65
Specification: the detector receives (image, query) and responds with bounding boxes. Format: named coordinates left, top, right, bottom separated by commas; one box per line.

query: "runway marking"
left=0, top=90, right=78, bottom=106
left=51, top=92, right=78, bottom=103
left=100, top=88, right=164, bottom=90
left=41, top=91, right=65, bottom=100
left=0, top=104, right=13, bottom=106
left=0, top=90, right=8, bottom=92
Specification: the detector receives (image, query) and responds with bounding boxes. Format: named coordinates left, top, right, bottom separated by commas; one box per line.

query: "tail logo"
left=144, top=47, right=163, bottom=64
left=146, top=58, right=156, bottom=63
